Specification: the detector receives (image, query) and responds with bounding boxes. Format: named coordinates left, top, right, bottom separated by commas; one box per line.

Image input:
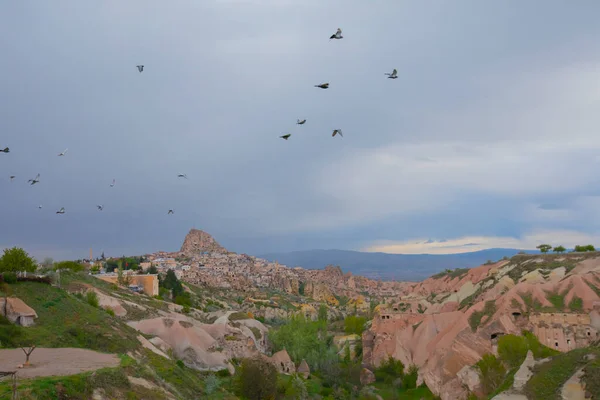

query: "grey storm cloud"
left=2, top=1, right=600, bottom=260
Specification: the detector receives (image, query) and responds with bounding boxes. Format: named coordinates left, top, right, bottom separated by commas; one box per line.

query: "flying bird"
left=38, top=205, right=42, bottom=210
left=332, top=129, right=343, bottom=138
left=136, top=65, right=144, bottom=73
left=177, top=174, right=188, bottom=179
left=314, top=83, right=329, bottom=89
left=280, top=134, right=291, bottom=140
left=330, top=28, right=343, bottom=40
left=167, top=209, right=174, bottom=215
left=110, top=179, right=115, bottom=187
left=385, top=69, right=398, bottom=79
left=1, top=147, right=9, bottom=153
left=58, top=148, right=68, bottom=156
left=56, top=207, right=65, bottom=214
left=9, top=176, right=15, bottom=182
left=97, top=205, right=104, bottom=211
left=28, top=173, right=40, bottom=185
left=297, top=119, right=306, bottom=125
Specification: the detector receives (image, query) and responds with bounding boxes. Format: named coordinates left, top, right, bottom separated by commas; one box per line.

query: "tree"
left=374, top=356, right=404, bottom=384
left=117, top=264, right=131, bottom=286
left=553, top=245, right=566, bottom=254
left=344, top=315, right=367, bottom=335
left=161, top=269, right=184, bottom=298
left=318, top=304, right=328, bottom=322
left=147, top=264, right=158, bottom=274
left=477, top=354, right=506, bottom=395
left=54, top=261, right=84, bottom=272
left=286, top=374, right=308, bottom=400
left=233, top=356, right=278, bottom=400
left=21, top=345, right=36, bottom=366
left=41, top=257, right=54, bottom=269
left=574, top=244, right=596, bottom=252
left=0, top=247, right=37, bottom=273
left=536, top=244, right=552, bottom=253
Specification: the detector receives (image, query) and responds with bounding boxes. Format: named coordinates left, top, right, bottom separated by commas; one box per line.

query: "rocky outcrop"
left=360, top=368, right=376, bottom=385
left=457, top=365, right=481, bottom=395
left=304, top=282, right=339, bottom=306
left=267, top=349, right=295, bottom=374
left=180, top=229, right=227, bottom=255
left=561, top=367, right=586, bottom=400
left=0, top=297, right=37, bottom=327
left=297, top=359, right=310, bottom=378
left=513, top=350, right=534, bottom=390
left=127, top=317, right=247, bottom=371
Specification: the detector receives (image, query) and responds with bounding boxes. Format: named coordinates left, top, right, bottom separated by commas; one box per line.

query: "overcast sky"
left=2, top=1, right=600, bottom=260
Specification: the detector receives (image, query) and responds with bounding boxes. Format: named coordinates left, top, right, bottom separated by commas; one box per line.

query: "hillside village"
left=0, top=229, right=599, bottom=399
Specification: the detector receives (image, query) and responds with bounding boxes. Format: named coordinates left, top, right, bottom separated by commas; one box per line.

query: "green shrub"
left=469, top=300, right=496, bottom=331
left=545, top=291, right=565, bottom=309
left=229, top=311, right=250, bottom=321
left=250, top=326, right=262, bottom=340
left=476, top=354, right=506, bottom=395
left=568, top=296, right=583, bottom=311
left=176, top=360, right=185, bottom=368
left=174, top=294, right=192, bottom=307
left=498, top=335, right=529, bottom=368
left=344, top=315, right=367, bottom=335
left=374, top=356, right=404, bottom=384
left=234, top=356, right=278, bottom=400
left=403, top=364, right=419, bottom=389
left=86, top=291, right=99, bottom=308
left=2, top=272, right=17, bottom=284
left=0, top=314, right=23, bottom=347
left=106, top=308, right=116, bottom=317
left=216, top=368, right=231, bottom=377
left=204, top=374, right=221, bottom=395
left=523, top=331, right=560, bottom=359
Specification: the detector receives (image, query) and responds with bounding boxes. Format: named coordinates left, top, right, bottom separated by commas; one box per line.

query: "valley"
left=1, top=229, right=599, bottom=399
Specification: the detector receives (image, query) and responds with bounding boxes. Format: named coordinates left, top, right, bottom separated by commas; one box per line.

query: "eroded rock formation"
left=180, top=229, right=228, bottom=255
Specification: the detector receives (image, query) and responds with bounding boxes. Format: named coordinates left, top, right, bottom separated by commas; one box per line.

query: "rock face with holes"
left=265, top=349, right=295, bottom=374
left=128, top=315, right=267, bottom=372
left=363, top=254, right=600, bottom=400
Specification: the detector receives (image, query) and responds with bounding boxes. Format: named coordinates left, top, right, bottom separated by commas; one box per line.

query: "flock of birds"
left=2, top=28, right=397, bottom=216
left=279, top=28, right=396, bottom=141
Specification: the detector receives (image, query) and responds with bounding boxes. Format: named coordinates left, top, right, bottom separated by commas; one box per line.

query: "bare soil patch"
left=0, top=348, right=119, bottom=379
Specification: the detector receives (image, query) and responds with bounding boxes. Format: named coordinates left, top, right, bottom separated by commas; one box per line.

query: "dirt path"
left=0, top=348, right=120, bottom=379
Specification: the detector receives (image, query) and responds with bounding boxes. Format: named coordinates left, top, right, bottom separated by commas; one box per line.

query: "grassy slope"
left=525, top=346, right=600, bottom=400
left=0, top=279, right=234, bottom=399
left=1, top=281, right=140, bottom=353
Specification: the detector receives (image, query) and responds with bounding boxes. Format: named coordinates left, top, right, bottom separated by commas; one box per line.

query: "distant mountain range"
left=257, top=248, right=538, bottom=281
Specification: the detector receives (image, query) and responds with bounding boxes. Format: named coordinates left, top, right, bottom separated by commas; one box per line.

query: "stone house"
left=267, top=349, right=296, bottom=374
left=0, top=297, right=38, bottom=327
